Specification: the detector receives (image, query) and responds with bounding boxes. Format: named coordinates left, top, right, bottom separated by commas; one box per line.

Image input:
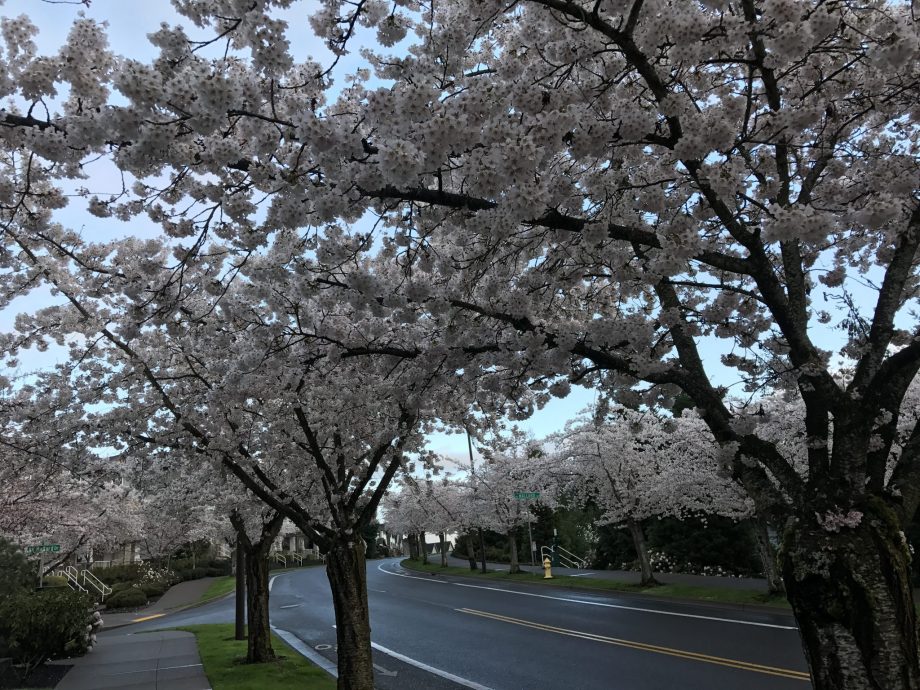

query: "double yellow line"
left=456, top=608, right=810, bottom=682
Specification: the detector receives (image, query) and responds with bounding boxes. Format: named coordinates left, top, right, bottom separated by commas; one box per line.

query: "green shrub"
left=92, top=563, right=144, bottom=585
left=41, top=575, right=70, bottom=589
left=0, top=538, right=34, bottom=597
left=105, top=586, right=148, bottom=608
left=0, top=588, right=94, bottom=680
left=137, top=581, right=166, bottom=597
left=109, top=581, right=134, bottom=594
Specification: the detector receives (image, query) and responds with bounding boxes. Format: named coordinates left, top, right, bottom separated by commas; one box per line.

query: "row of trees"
left=1, top=1, right=919, bottom=688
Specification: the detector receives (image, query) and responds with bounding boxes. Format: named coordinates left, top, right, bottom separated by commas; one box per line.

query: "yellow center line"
left=131, top=613, right=166, bottom=623
left=456, top=608, right=810, bottom=682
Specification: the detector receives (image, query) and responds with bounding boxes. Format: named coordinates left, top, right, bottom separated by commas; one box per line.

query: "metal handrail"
left=272, top=552, right=287, bottom=567
left=540, top=545, right=589, bottom=570
left=555, top=545, right=589, bottom=569
left=80, top=568, right=113, bottom=600
left=56, top=567, right=88, bottom=593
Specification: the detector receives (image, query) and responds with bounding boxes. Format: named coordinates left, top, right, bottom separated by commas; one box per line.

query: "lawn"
left=199, top=563, right=325, bottom=604
left=176, top=624, right=336, bottom=690
left=199, top=576, right=237, bottom=603
left=400, top=559, right=790, bottom=609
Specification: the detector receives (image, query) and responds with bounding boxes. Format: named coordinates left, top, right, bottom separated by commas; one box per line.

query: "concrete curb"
left=272, top=626, right=339, bottom=679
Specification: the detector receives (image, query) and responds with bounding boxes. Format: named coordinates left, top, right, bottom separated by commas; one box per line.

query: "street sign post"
left=512, top=492, right=540, bottom=565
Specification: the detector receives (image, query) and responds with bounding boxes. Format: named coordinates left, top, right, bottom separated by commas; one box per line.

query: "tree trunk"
left=752, top=518, right=784, bottom=595
left=466, top=532, right=477, bottom=570
left=407, top=533, right=419, bottom=560
left=478, top=528, right=487, bottom=573
left=244, top=546, right=275, bottom=663
left=439, top=532, right=447, bottom=567
left=419, top=532, right=428, bottom=565
left=235, top=544, right=246, bottom=641
left=626, top=518, right=658, bottom=587
left=782, top=506, right=919, bottom=689
left=326, top=540, right=374, bottom=690
left=508, top=528, right=521, bottom=574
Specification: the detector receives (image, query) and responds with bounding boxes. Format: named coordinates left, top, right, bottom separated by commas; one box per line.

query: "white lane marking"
left=571, top=572, right=595, bottom=577
left=376, top=561, right=447, bottom=584
left=279, top=604, right=301, bottom=609
left=369, top=588, right=387, bottom=593
left=269, top=574, right=280, bottom=592
left=373, top=662, right=398, bottom=677
left=272, top=626, right=338, bottom=678
left=376, top=562, right=796, bottom=631
left=450, top=582, right=797, bottom=630
left=370, top=640, right=494, bottom=690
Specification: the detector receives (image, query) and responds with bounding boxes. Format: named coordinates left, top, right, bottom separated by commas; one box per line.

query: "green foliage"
left=92, top=563, right=144, bottom=585
left=362, top=522, right=381, bottom=559
left=109, top=581, right=134, bottom=594
left=137, top=581, right=167, bottom=598
left=0, top=538, right=35, bottom=597
left=592, top=524, right=638, bottom=570
left=0, top=588, right=94, bottom=679
left=646, top=516, right=761, bottom=577
left=41, top=575, right=70, bottom=588
left=105, top=586, right=148, bottom=608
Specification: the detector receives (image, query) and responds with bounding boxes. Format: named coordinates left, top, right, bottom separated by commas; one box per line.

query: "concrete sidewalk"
left=55, top=630, right=210, bottom=690
left=104, top=577, right=222, bottom=629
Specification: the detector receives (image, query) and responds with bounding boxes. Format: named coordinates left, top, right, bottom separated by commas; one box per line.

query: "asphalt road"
left=133, top=558, right=811, bottom=689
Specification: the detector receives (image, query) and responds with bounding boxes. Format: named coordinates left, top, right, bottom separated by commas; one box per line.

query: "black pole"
left=235, top=543, right=246, bottom=641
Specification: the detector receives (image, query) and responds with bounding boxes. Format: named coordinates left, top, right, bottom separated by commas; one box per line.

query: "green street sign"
left=25, top=544, right=61, bottom=555
left=513, top=491, right=540, bottom=500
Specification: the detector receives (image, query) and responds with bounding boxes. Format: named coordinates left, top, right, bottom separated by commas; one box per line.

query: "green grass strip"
left=199, top=576, right=237, bottom=603
left=176, top=624, right=336, bottom=690
left=400, top=559, right=790, bottom=609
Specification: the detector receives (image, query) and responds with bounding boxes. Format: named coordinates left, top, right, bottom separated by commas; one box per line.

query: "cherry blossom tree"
left=225, top=500, right=285, bottom=663
left=1, top=1, right=920, bottom=686
left=554, top=408, right=754, bottom=586
left=470, top=433, right=557, bottom=574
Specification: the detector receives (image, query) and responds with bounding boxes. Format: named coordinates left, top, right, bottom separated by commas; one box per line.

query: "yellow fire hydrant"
left=543, top=556, right=553, bottom=579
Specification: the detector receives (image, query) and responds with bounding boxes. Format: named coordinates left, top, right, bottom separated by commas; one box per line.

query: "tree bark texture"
left=508, top=529, right=521, bottom=574
left=407, top=533, right=419, bottom=560
left=439, top=532, right=448, bottom=567
left=752, top=519, right=784, bottom=595
left=478, top=528, right=487, bottom=573
left=234, top=544, right=246, bottom=642
left=229, top=510, right=284, bottom=663
left=466, top=532, right=477, bottom=570
left=626, top=518, right=658, bottom=587
left=420, top=532, right=428, bottom=564
left=326, top=539, right=374, bottom=690
left=244, top=547, right=274, bottom=663
left=781, top=502, right=919, bottom=690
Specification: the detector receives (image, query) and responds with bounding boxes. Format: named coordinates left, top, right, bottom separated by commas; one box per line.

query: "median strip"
left=456, top=608, right=811, bottom=682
